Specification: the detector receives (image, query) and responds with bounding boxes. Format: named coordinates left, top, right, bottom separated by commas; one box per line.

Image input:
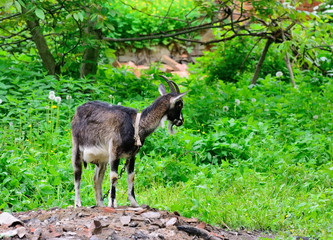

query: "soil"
left=0, top=205, right=275, bottom=240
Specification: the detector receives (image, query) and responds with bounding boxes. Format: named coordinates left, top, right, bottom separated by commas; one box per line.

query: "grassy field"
left=0, top=54, right=332, bottom=239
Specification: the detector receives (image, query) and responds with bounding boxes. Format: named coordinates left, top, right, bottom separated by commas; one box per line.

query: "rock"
left=90, top=235, right=101, bottom=240
left=148, top=225, right=160, bottom=232
left=166, top=217, right=177, bottom=227
left=131, top=231, right=150, bottom=239
left=171, top=71, right=189, bottom=78
left=112, top=60, right=122, bottom=68
left=32, top=227, right=42, bottom=240
left=120, top=216, right=131, bottom=226
left=141, top=211, right=161, bottom=219
left=127, top=207, right=144, bottom=212
left=17, top=226, right=27, bottom=238
left=0, top=229, right=18, bottom=238
left=129, top=222, right=139, bottom=228
left=162, top=55, right=184, bottom=71
left=0, top=212, right=24, bottom=226
left=111, top=231, right=131, bottom=240
left=196, top=222, right=206, bottom=229
left=151, top=219, right=164, bottom=228
left=90, top=220, right=102, bottom=235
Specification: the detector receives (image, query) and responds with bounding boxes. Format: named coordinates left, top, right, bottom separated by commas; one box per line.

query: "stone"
left=0, top=229, right=18, bottom=238
left=90, top=220, right=102, bottom=235
left=120, top=215, right=131, bottom=226
left=165, top=217, right=177, bottom=227
left=17, top=226, right=27, bottom=238
left=0, top=212, right=24, bottom=226
left=129, top=222, right=139, bottom=228
left=141, top=211, right=161, bottom=219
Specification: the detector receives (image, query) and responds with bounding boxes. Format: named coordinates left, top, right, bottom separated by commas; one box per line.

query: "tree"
left=1, top=0, right=331, bottom=82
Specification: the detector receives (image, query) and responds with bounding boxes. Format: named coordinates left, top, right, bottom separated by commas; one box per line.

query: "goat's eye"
left=177, top=102, right=183, bottom=108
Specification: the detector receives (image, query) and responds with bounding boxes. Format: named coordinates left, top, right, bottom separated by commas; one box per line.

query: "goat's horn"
left=159, top=75, right=180, bottom=94
left=170, top=81, right=180, bottom=94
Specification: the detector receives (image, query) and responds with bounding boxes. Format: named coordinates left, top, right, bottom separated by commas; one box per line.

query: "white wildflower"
left=251, top=98, right=256, bottom=103
left=223, top=106, right=229, bottom=112
left=9, top=122, right=13, bottom=127
left=49, top=91, right=55, bottom=100
left=55, top=96, right=61, bottom=103
left=276, top=71, right=283, bottom=78
left=45, top=106, right=49, bottom=109
left=66, top=95, right=72, bottom=100
left=320, top=57, right=327, bottom=62
left=313, top=115, right=318, bottom=119
left=235, top=99, right=241, bottom=106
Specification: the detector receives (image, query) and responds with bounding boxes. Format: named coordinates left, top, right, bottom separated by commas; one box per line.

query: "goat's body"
left=73, top=101, right=139, bottom=159
left=71, top=79, right=186, bottom=208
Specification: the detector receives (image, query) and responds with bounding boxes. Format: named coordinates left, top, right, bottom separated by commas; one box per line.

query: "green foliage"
left=195, top=38, right=253, bottom=83
left=1, top=33, right=333, bottom=240
left=105, top=0, right=199, bottom=49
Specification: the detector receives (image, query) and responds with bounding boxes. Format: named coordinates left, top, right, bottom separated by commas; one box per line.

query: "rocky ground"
left=0, top=205, right=275, bottom=240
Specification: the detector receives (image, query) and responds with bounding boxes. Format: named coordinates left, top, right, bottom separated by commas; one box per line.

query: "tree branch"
left=251, top=38, right=273, bottom=85
left=103, top=17, right=250, bottom=42
left=0, top=28, right=28, bottom=39
left=153, top=0, right=174, bottom=34
left=0, top=13, right=21, bottom=22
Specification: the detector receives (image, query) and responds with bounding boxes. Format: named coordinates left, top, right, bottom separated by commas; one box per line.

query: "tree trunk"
left=23, top=10, right=56, bottom=75
left=250, top=38, right=273, bottom=85
left=284, top=53, right=297, bottom=88
left=80, top=21, right=101, bottom=78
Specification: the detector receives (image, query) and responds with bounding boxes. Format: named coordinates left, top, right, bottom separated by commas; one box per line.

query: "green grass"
left=0, top=54, right=332, bottom=239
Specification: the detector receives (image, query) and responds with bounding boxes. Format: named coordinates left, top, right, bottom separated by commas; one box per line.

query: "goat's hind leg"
left=72, top=138, right=82, bottom=208
left=127, top=156, right=139, bottom=207
left=94, top=162, right=107, bottom=207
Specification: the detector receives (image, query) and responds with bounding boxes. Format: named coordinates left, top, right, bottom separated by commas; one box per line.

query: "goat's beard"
left=159, top=116, right=176, bottom=135
left=167, top=121, right=176, bottom=135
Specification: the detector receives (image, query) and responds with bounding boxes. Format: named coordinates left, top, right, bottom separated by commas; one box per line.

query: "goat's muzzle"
left=173, top=118, right=183, bottom=127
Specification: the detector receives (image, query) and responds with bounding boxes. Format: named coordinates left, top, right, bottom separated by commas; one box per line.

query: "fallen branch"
left=177, top=225, right=225, bottom=240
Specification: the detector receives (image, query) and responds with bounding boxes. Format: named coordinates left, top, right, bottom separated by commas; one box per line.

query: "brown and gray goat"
left=71, top=77, right=187, bottom=208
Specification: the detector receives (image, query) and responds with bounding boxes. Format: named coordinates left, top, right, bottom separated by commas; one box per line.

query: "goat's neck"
left=139, top=96, right=170, bottom=138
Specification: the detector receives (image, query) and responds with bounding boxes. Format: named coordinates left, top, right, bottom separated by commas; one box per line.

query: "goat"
left=71, top=76, right=187, bottom=208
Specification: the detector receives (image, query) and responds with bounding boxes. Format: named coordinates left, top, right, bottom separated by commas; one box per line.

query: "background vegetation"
left=1, top=0, right=333, bottom=239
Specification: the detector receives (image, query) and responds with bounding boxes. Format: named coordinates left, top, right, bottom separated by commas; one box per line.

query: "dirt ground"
left=0, top=205, right=275, bottom=240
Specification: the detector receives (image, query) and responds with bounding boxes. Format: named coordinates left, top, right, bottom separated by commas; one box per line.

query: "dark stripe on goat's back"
left=78, top=101, right=138, bottom=116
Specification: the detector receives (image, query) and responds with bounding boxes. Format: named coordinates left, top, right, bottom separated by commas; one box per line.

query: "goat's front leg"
left=94, top=162, right=107, bottom=207
left=108, top=143, right=119, bottom=208
left=108, top=157, right=119, bottom=208
left=127, top=156, right=139, bottom=207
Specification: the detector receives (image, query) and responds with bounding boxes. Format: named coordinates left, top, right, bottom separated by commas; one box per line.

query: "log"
left=162, top=55, right=185, bottom=71
left=177, top=225, right=226, bottom=240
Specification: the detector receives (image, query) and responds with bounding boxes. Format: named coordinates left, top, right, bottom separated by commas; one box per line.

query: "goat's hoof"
left=108, top=200, right=117, bottom=208
left=96, top=201, right=105, bottom=207
left=130, top=202, right=139, bottom=207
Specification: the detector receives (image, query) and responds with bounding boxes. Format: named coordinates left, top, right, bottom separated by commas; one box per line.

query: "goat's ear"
left=170, top=91, right=188, bottom=104
left=158, top=84, right=167, bottom=96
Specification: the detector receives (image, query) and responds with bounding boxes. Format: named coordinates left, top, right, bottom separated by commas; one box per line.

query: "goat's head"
left=158, top=76, right=187, bottom=134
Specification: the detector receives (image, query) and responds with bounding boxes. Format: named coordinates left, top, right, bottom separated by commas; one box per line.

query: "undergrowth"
left=0, top=54, right=332, bottom=239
